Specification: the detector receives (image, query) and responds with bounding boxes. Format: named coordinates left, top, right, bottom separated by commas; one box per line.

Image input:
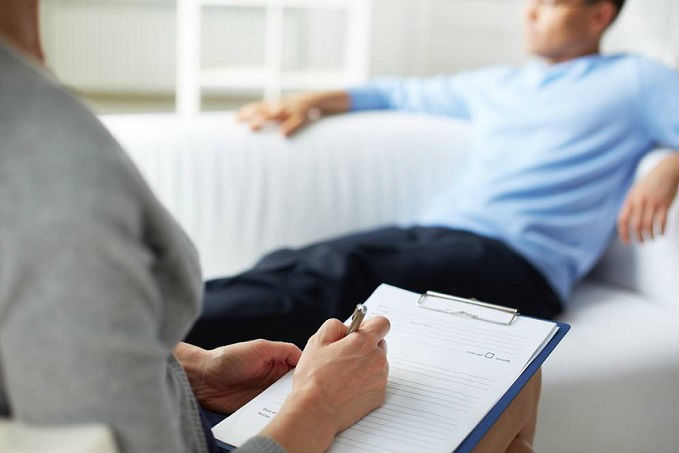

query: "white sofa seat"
left=541, top=282, right=679, bottom=451
left=101, top=111, right=679, bottom=453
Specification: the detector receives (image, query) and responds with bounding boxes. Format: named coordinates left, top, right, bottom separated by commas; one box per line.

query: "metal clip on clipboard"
left=417, top=291, right=519, bottom=326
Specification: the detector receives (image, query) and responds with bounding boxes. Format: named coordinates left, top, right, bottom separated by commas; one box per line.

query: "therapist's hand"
left=618, top=153, right=679, bottom=244
left=175, top=340, right=301, bottom=413
left=260, top=316, right=390, bottom=452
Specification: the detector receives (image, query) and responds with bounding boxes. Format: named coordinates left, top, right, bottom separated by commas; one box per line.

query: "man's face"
left=523, top=0, right=613, bottom=62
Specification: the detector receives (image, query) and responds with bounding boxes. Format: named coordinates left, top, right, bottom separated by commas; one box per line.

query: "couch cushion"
left=536, top=281, right=679, bottom=452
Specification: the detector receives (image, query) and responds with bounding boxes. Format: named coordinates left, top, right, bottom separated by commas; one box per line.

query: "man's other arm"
left=618, top=152, right=679, bottom=243
left=618, top=59, right=679, bottom=244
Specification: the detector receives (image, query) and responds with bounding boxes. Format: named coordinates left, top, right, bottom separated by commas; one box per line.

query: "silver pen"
left=346, top=304, right=367, bottom=336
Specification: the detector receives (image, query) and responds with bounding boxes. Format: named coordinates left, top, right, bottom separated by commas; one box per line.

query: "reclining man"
left=187, top=0, right=679, bottom=350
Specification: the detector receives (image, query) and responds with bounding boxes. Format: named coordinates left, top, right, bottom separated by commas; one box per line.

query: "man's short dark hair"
left=610, top=0, right=625, bottom=15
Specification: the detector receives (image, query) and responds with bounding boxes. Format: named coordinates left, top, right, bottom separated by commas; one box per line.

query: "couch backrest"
left=104, top=111, right=471, bottom=276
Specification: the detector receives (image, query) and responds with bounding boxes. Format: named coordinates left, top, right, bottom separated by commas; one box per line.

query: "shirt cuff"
left=346, top=85, right=391, bottom=111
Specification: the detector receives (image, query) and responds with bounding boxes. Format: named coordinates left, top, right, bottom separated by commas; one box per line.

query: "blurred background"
left=39, top=0, right=679, bottom=115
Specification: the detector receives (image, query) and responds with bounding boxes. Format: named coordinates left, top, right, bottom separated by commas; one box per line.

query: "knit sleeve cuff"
left=234, top=436, right=288, bottom=453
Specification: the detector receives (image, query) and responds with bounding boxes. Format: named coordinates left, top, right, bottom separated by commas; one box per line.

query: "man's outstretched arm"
left=236, top=71, right=477, bottom=137
left=618, top=152, right=679, bottom=244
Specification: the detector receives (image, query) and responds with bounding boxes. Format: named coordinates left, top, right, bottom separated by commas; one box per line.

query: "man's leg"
left=186, top=227, right=404, bottom=349
left=186, top=227, right=562, bottom=349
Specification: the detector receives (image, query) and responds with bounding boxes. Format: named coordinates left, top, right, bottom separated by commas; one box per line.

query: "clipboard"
left=455, top=319, right=569, bottom=452
left=211, top=288, right=570, bottom=453
left=416, top=290, right=569, bottom=453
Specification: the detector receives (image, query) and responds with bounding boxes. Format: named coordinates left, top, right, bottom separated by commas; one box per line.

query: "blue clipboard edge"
left=454, top=320, right=571, bottom=453
left=214, top=320, right=571, bottom=453
left=216, top=438, right=235, bottom=451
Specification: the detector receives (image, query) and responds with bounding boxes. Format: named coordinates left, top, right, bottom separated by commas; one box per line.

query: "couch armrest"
left=101, top=111, right=471, bottom=279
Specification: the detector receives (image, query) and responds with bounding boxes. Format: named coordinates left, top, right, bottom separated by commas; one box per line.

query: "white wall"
left=370, top=0, right=526, bottom=76
left=371, top=0, right=679, bottom=75
left=41, top=0, right=177, bottom=94
left=40, top=0, right=678, bottom=95
left=603, top=0, right=679, bottom=68
left=40, top=0, right=354, bottom=94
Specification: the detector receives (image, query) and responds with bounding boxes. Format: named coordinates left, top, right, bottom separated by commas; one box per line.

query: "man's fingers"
left=248, top=115, right=264, bottom=130
left=280, top=114, right=306, bottom=137
left=629, top=199, right=644, bottom=243
left=268, top=103, right=287, bottom=121
left=658, top=206, right=668, bottom=235
left=239, top=103, right=287, bottom=130
left=237, top=99, right=313, bottom=135
left=641, top=201, right=656, bottom=241
left=617, top=201, right=631, bottom=244
left=236, top=103, right=262, bottom=121
left=235, top=108, right=251, bottom=121
left=358, top=316, right=391, bottom=342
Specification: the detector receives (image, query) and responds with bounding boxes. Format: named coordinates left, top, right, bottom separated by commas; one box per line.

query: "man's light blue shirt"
left=348, top=54, right=679, bottom=302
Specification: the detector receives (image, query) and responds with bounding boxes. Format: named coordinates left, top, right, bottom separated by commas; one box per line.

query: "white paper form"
left=213, top=284, right=558, bottom=453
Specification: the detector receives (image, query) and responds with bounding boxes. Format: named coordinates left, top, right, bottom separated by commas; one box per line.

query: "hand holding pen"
left=263, top=310, right=390, bottom=452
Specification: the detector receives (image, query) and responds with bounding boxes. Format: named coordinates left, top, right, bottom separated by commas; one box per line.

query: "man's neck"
left=0, top=0, right=44, bottom=63
left=545, top=44, right=601, bottom=65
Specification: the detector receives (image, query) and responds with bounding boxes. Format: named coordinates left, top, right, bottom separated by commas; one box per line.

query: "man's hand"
left=260, top=317, right=390, bottom=453
left=236, top=91, right=351, bottom=137
left=618, top=153, right=679, bottom=244
left=175, top=340, right=301, bottom=413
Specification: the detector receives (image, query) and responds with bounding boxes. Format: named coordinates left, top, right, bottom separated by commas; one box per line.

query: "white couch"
left=102, top=111, right=679, bottom=453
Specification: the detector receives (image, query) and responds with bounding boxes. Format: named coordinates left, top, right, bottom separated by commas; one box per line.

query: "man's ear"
left=589, top=1, right=618, bottom=36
